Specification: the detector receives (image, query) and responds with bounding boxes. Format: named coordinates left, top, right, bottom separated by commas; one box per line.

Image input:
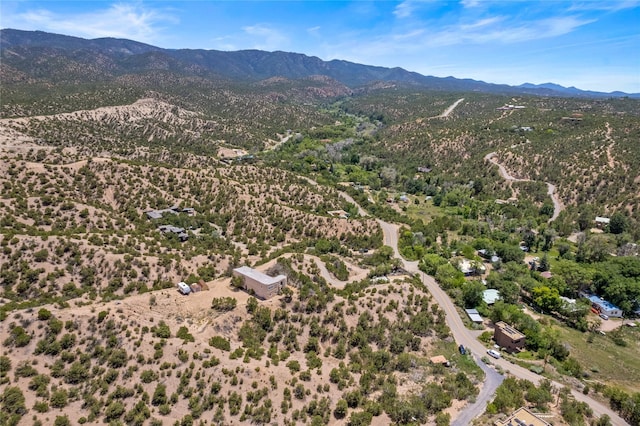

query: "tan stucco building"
left=233, top=266, right=287, bottom=300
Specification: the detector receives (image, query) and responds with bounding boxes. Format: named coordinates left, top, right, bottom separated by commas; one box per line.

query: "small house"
left=233, top=266, right=287, bottom=300
left=458, top=259, right=485, bottom=276
left=177, top=282, right=191, bottom=295
left=429, top=355, right=450, bottom=366
left=494, top=321, right=526, bottom=353
left=495, top=407, right=551, bottom=426
left=583, top=293, right=623, bottom=318
left=465, top=309, right=483, bottom=323
left=158, top=225, right=188, bottom=241
left=483, top=289, right=501, bottom=305
left=595, top=216, right=610, bottom=229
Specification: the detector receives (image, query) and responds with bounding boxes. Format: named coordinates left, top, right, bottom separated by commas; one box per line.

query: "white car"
left=487, top=349, right=501, bottom=359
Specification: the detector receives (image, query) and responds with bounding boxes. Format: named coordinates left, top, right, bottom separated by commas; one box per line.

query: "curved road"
left=376, top=219, right=628, bottom=425
left=485, top=152, right=564, bottom=223
left=453, top=355, right=505, bottom=426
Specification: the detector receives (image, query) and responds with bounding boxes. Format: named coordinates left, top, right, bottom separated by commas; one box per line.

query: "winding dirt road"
left=485, top=152, right=564, bottom=222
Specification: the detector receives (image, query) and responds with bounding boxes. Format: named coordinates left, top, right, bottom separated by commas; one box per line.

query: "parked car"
left=599, top=313, right=609, bottom=320
left=458, top=344, right=466, bottom=355
left=487, top=349, right=501, bottom=359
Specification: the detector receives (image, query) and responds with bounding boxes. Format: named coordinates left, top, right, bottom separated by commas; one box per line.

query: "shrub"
left=176, top=326, right=195, bottom=343
left=211, top=297, right=237, bottom=311
left=154, top=321, right=171, bottom=338
left=286, top=360, right=301, bottom=373
left=37, top=308, right=52, bottom=320
left=140, top=369, right=159, bottom=383
left=209, top=336, right=231, bottom=351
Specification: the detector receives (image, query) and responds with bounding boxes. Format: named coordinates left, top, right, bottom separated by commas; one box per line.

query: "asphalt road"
left=376, top=218, right=628, bottom=425
left=452, top=355, right=505, bottom=426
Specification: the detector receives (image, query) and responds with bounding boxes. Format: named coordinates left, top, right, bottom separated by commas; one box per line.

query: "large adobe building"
left=233, top=266, right=287, bottom=300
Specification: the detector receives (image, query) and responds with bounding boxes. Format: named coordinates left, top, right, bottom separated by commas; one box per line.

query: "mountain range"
left=1, top=28, right=637, bottom=98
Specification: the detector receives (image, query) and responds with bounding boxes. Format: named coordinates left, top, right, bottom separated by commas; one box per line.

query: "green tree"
left=609, top=212, right=628, bottom=234
left=247, top=296, right=258, bottom=314
left=532, top=286, right=561, bottom=313
left=461, top=280, right=485, bottom=308
left=435, top=263, right=465, bottom=290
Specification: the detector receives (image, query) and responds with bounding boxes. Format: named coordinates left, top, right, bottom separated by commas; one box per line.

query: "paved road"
left=376, top=218, right=628, bottom=425
left=484, top=152, right=564, bottom=223
left=452, top=355, right=505, bottom=426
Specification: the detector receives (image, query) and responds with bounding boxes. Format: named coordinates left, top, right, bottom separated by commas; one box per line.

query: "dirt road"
left=434, top=98, right=465, bottom=118
left=485, top=152, right=564, bottom=222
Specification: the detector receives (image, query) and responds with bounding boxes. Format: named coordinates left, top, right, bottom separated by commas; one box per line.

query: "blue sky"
left=2, top=1, right=639, bottom=93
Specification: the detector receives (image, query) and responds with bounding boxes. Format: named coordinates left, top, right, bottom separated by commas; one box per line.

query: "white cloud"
left=460, top=0, right=482, bottom=8
left=568, top=1, right=640, bottom=12
left=5, top=3, right=176, bottom=43
left=393, top=1, right=416, bottom=18
left=242, top=24, right=289, bottom=51
left=427, top=15, right=594, bottom=46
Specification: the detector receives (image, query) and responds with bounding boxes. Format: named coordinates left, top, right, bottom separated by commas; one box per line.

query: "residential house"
left=483, top=289, right=501, bottom=305
left=458, top=259, right=485, bottom=276
left=582, top=293, right=623, bottom=318
left=495, top=407, right=551, bottom=426
left=233, top=266, right=287, bottom=300
left=146, top=205, right=195, bottom=220
left=494, top=321, right=526, bottom=353
left=158, top=225, right=188, bottom=242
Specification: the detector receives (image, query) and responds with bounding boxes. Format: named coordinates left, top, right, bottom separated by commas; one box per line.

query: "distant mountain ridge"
left=1, top=28, right=638, bottom=98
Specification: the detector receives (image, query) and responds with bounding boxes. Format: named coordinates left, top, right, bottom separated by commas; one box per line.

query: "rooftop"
left=586, top=294, right=620, bottom=311
left=483, top=289, right=501, bottom=304
left=495, top=407, right=551, bottom=426
left=465, top=308, right=483, bottom=323
left=496, top=321, right=525, bottom=340
left=430, top=355, right=449, bottom=365
left=234, top=266, right=286, bottom=285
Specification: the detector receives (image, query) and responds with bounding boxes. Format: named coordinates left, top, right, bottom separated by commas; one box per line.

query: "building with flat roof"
left=494, top=321, right=526, bottom=353
left=483, top=289, right=501, bottom=305
left=495, top=407, right=551, bottom=426
left=233, top=266, right=287, bottom=300
left=582, top=293, right=623, bottom=318
left=465, top=309, right=483, bottom=323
